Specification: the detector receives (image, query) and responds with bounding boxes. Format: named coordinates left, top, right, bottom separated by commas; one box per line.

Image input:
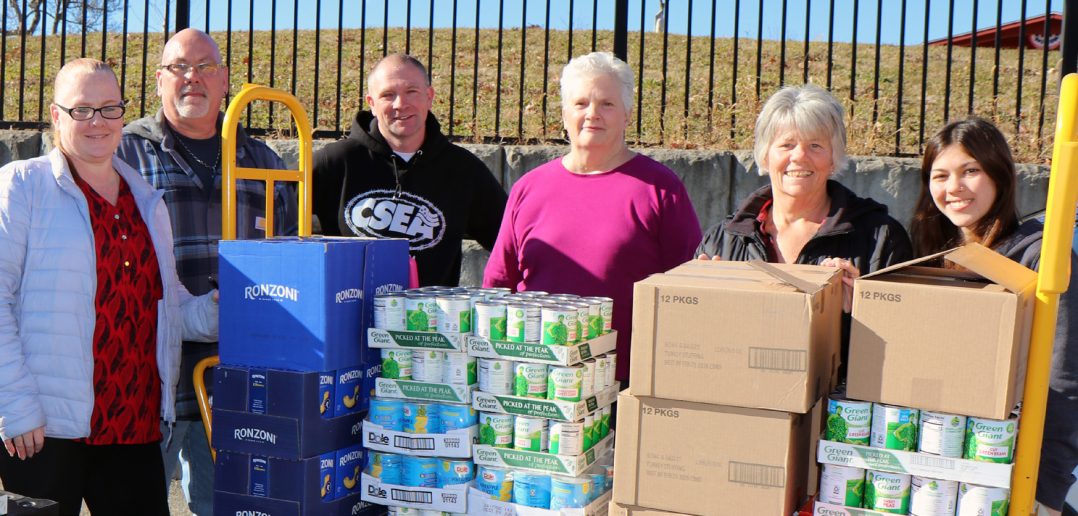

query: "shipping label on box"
left=630, top=262, right=842, bottom=413
left=815, top=438, right=1013, bottom=488
left=375, top=377, right=474, bottom=404
left=613, top=392, right=818, bottom=516
left=472, top=433, right=614, bottom=476
left=368, top=328, right=467, bottom=351
left=469, top=486, right=612, bottom=516
left=472, top=384, right=618, bottom=421
left=847, top=244, right=1037, bottom=419
left=213, top=365, right=369, bottom=459
left=360, top=473, right=470, bottom=512
left=362, top=420, right=478, bottom=457
left=219, top=237, right=409, bottom=371
left=466, top=331, right=618, bottom=366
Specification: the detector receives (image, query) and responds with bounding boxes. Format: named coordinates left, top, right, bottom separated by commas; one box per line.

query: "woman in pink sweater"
left=482, top=52, right=702, bottom=383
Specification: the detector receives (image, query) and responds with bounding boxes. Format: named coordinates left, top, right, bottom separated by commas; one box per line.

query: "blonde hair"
left=753, top=84, right=848, bottom=175
left=51, top=58, right=119, bottom=151
left=560, top=52, right=634, bottom=114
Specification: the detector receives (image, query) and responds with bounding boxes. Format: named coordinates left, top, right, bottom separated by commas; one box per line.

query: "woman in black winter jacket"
left=696, top=84, right=912, bottom=311
left=910, top=117, right=1078, bottom=515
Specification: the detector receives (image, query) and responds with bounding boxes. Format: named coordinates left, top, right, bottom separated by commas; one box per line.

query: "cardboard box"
left=815, top=437, right=1013, bottom=488
left=468, top=487, right=613, bottom=516
left=213, top=365, right=374, bottom=459
left=214, top=449, right=380, bottom=516
left=362, top=420, right=478, bottom=457
left=472, top=384, right=619, bottom=422
left=847, top=244, right=1037, bottom=419
left=630, top=262, right=842, bottom=413
left=467, top=331, right=618, bottom=366
left=360, top=473, right=470, bottom=512
left=472, top=432, right=615, bottom=476
left=608, top=501, right=693, bottom=516
left=612, top=392, right=819, bottom=516
left=219, top=237, right=409, bottom=371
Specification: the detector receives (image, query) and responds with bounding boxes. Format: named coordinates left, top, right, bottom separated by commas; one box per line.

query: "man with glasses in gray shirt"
left=116, top=28, right=296, bottom=515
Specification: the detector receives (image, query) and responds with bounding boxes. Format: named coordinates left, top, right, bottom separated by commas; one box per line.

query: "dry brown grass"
left=0, top=27, right=1061, bottom=162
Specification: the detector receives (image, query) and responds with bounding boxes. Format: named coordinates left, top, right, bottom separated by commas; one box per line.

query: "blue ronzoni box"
left=219, top=237, right=409, bottom=371
left=214, top=449, right=381, bottom=516
left=213, top=365, right=376, bottom=459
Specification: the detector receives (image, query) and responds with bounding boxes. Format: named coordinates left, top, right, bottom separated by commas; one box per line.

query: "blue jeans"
left=161, top=419, right=214, bottom=516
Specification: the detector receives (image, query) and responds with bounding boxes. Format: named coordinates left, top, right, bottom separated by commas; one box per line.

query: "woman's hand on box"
left=821, top=257, right=859, bottom=313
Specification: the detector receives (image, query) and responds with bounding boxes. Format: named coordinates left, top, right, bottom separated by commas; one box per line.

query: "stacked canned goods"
left=363, top=451, right=476, bottom=489
left=475, top=351, right=617, bottom=455
left=818, top=393, right=1019, bottom=515
left=374, top=287, right=614, bottom=344
left=474, top=454, right=615, bottom=510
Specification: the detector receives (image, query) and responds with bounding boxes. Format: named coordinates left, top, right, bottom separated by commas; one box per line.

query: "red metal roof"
left=927, top=12, right=1061, bottom=50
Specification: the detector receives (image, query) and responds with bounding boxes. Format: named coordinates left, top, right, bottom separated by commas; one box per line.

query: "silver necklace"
left=174, top=134, right=221, bottom=170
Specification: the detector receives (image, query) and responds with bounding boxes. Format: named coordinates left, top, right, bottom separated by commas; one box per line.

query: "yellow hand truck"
left=192, top=84, right=314, bottom=462
left=1009, top=73, right=1078, bottom=515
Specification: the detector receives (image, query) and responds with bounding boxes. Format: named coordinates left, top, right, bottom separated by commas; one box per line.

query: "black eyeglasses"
left=158, top=62, right=223, bottom=76
left=55, top=103, right=126, bottom=121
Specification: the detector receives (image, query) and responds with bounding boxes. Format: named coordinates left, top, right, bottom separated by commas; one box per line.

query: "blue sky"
left=127, top=0, right=1060, bottom=46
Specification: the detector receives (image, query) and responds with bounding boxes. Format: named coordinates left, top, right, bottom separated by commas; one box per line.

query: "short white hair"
left=753, top=84, right=848, bottom=175
left=559, top=52, right=634, bottom=114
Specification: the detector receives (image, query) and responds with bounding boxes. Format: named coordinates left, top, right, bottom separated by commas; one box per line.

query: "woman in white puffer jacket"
left=0, top=58, right=217, bottom=515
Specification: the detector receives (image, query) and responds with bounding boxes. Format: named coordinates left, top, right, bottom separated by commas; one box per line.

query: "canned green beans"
left=910, top=476, right=958, bottom=516
left=580, top=360, right=595, bottom=398
left=963, top=417, right=1017, bottom=464
left=547, top=366, right=584, bottom=402
left=871, top=403, right=920, bottom=451
left=818, top=464, right=866, bottom=507
left=826, top=397, right=872, bottom=445
left=374, top=292, right=407, bottom=330
left=436, top=295, right=472, bottom=334
left=381, top=349, right=413, bottom=380
left=507, top=302, right=541, bottom=343
left=549, top=421, right=584, bottom=456
left=541, top=305, right=576, bottom=345
left=442, top=352, right=476, bottom=386
left=919, top=411, right=967, bottom=458
left=474, top=301, right=508, bottom=341
left=864, top=470, right=912, bottom=514
left=584, top=296, right=613, bottom=334
left=513, top=416, right=548, bottom=451
left=514, top=363, right=548, bottom=398
left=478, top=412, right=514, bottom=448
left=478, top=358, right=514, bottom=395
left=405, top=293, right=438, bottom=332
left=956, top=483, right=1009, bottom=516
left=411, top=350, right=446, bottom=383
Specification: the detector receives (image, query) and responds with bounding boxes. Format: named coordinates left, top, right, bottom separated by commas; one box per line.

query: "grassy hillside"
left=1, top=26, right=1060, bottom=162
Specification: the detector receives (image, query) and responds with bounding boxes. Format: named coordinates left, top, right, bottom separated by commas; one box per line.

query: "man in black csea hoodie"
left=313, top=54, right=507, bottom=286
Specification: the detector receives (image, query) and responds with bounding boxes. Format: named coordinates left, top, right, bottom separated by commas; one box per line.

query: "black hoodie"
left=313, top=110, right=507, bottom=286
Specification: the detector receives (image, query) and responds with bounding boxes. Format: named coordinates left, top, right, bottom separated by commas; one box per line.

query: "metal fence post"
left=176, top=0, right=190, bottom=32
left=614, top=0, right=628, bottom=61
left=1064, top=0, right=1078, bottom=79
